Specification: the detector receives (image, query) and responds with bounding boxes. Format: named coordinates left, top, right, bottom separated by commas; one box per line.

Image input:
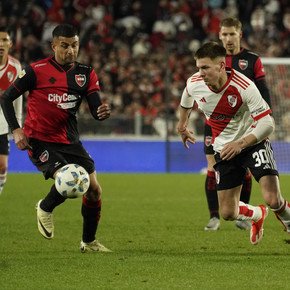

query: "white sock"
left=0, top=173, right=7, bottom=194
left=236, top=201, right=262, bottom=222
left=272, top=199, right=290, bottom=232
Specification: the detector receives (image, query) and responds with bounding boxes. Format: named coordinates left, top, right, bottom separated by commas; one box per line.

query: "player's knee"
left=0, top=166, right=7, bottom=175
left=85, top=186, right=102, bottom=202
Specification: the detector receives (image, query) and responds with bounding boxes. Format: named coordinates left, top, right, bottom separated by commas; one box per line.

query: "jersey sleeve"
left=180, top=85, right=195, bottom=109
left=85, top=68, right=102, bottom=120
left=244, top=82, right=271, bottom=121
left=13, top=61, right=23, bottom=127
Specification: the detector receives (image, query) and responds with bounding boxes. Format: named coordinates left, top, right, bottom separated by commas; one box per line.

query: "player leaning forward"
left=177, top=41, right=290, bottom=245
left=0, top=24, right=112, bottom=252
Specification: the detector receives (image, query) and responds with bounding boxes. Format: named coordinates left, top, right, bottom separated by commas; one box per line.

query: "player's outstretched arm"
left=177, top=106, right=196, bottom=149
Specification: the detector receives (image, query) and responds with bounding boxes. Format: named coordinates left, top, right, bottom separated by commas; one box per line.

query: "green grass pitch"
left=0, top=173, right=290, bottom=289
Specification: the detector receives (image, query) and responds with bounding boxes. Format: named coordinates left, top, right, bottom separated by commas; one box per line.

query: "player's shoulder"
left=75, top=61, right=93, bottom=72
left=230, top=68, right=254, bottom=89
left=187, top=72, right=203, bottom=86
left=8, top=55, right=21, bottom=67
left=30, top=57, right=51, bottom=69
left=240, top=48, right=261, bottom=60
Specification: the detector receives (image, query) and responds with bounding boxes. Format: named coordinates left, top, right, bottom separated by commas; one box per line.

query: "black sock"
left=240, top=171, right=252, bottom=204
left=40, top=184, right=66, bottom=212
left=205, top=170, right=219, bottom=219
left=81, top=196, right=101, bottom=243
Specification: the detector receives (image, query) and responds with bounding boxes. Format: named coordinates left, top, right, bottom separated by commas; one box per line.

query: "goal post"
left=262, top=58, right=290, bottom=173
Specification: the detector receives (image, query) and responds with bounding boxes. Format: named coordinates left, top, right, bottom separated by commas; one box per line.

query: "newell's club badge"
left=39, top=150, right=49, bottom=163
left=75, top=74, right=86, bottom=87
left=238, top=59, right=248, bottom=70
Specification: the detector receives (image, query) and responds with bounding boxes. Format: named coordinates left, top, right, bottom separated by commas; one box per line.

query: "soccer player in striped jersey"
left=203, top=17, right=272, bottom=231
left=1, top=24, right=111, bottom=253
left=0, top=27, right=22, bottom=195
left=177, top=42, right=290, bottom=245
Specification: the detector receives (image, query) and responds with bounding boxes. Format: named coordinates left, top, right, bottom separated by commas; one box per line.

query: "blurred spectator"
left=0, top=0, right=289, bottom=137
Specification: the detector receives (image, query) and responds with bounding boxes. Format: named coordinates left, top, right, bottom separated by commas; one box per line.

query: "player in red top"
left=203, top=18, right=272, bottom=231
left=1, top=24, right=111, bottom=253
left=177, top=42, right=290, bottom=245
left=0, top=27, right=22, bottom=195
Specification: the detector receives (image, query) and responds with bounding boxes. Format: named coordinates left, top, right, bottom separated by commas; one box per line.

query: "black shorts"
left=28, top=138, right=95, bottom=179
left=0, top=134, right=9, bottom=155
left=203, top=123, right=214, bottom=155
left=213, top=139, right=278, bottom=190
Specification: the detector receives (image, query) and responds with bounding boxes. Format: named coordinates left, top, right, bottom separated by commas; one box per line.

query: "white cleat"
left=36, top=200, right=54, bottom=239
left=204, top=217, right=220, bottom=231
left=80, top=240, right=112, bottom=253
left=236, top=220, right=251, bottom=230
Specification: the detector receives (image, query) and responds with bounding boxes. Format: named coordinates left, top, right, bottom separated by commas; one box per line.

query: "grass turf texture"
left=0, top=173, right=290, bottom=289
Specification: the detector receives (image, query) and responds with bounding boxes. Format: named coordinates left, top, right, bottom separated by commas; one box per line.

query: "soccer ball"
left=55, top=164, right=90, bottom=198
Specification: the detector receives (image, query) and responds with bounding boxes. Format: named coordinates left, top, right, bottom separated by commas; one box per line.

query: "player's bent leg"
left=236, top=170, right=252, bottom=230
left=80, top=171, right=112, bottom=253
left=259, top=175, right=290, bottom=233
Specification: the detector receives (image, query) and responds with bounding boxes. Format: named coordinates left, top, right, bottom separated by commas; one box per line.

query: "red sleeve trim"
left=252, top=109, right=272, bottom=121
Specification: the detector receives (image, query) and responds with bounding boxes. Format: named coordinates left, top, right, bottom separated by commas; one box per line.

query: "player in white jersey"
left=0, top=27, right=22, bottom=194
left=177, top=42, right=290, bottom=245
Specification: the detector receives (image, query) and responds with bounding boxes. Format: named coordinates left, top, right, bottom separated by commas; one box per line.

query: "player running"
left=0, top=24, right=111, bottom=253
left=177, top=41, right=290, bottom=245
left=203, top=17, right=272, bottom=231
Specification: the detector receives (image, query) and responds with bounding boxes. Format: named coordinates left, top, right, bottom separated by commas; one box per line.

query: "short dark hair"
left=194, top=42, right=226, bottom=60
left=220, top=17, right=242, bottom=31
left=52, top=24, right=78, bottom=38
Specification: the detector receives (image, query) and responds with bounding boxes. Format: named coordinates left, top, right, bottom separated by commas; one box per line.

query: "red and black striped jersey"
left=2, top=56, right=102, bottom=144
left=225, top=48, right=265, bottom=82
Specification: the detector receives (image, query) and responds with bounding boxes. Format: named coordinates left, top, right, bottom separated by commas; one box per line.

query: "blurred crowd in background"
left=1, top=0, right=290, bottom=137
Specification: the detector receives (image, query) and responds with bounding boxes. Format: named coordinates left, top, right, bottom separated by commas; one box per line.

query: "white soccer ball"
left=55, top=164, right=90, bottom=198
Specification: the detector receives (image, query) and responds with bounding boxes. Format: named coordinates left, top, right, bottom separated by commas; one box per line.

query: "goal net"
left=262, top=58, right=290, bottom=173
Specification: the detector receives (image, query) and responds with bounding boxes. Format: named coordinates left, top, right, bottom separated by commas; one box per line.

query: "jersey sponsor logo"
left=39, top=150, right=49, bottom=163
left=48, top=93, right=79, bottom=109
left=18, top=69, right=26, bottom=78
left=7, top=71, right=14, bottom=82
left=227, top=95, right=238, bottom=107
left=75, top=74, right=86, bottom=87
left=238, top=59, right=248, bottom=70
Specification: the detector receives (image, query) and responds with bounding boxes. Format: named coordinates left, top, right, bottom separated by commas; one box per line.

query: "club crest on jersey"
left=75, top=74, right=86, bottom=87
left=227, top=95, right=237, bottom=107
left=7, top=72, right=14, bottom=82
left=39, top=150, right=49, bottom=163
left=238, top=59, right=248, bottom=70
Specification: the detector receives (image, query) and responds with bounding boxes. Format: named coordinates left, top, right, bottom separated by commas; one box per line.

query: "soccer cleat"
left=250, top=205, right=268, bottom=245
left=36, top=200, right=54, bottom=239
left=80, top=240, right=112, bottom=253
left=235, top=220, right=251, bottom=230
left=204, top=217, right=220, bottom=231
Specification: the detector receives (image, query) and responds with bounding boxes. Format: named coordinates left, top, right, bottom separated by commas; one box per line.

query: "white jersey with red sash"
left=0, top=55, right=22, bottom=134
left=180, top=68, right=271, bottom=153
